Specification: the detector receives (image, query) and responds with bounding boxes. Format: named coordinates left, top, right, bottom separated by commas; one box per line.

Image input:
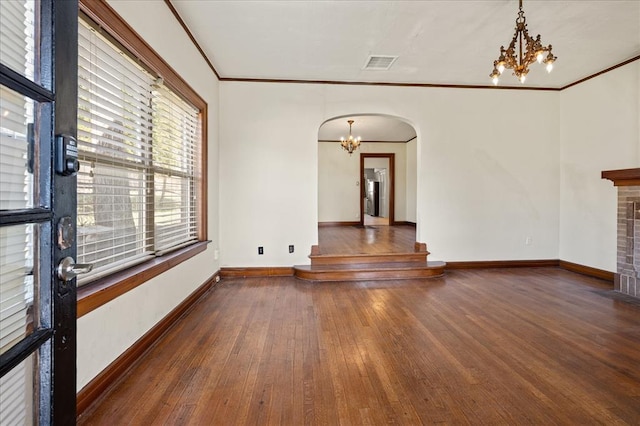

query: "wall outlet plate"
left=258, top=246, right=264, bottom=255
left=289, top=245, right=294, bottom=253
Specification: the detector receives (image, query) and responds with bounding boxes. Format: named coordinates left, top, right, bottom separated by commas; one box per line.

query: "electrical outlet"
left=289, top=245, right=294, bottom=253
left=525, top=236, right=533, bottom=246
left=214, top=249, right=219, bottom=260
left=258, top=246, right=264, bottom=255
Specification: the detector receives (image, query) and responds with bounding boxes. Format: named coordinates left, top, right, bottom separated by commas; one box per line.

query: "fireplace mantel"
left=602, top=168, right=640, bottom=186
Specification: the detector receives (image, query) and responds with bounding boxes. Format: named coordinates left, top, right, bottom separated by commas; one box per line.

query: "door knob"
left=57, top=256, right=93, bottom=282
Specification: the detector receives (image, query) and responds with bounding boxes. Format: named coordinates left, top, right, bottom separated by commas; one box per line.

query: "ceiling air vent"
left=363, top=55, right=398, bottom=71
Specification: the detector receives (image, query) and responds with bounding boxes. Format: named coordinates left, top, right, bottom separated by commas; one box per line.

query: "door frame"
left=359, top=153, right=395, bottom=226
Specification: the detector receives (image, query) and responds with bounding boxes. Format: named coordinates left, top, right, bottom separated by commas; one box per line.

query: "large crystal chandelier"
left=341, top=120, right=361, bottom=155
left=489, top=0, right=557, bottom=85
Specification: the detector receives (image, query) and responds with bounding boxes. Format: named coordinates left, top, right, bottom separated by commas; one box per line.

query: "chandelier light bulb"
left=536, top=52, right=544, bottom=63
left=519, top=74, right=526, bottom=83
left=497, top=63, right=505, bottom=74
left=489, top=66, right=500, bottom=85
left=544, top=50, right=556, bottom=73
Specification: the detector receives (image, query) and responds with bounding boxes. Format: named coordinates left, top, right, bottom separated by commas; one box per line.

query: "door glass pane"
left=0, top=352, right=36, bottom=425
left=0, top=223, right=38, bottom=355
left=0, top=85, right=37, bottom=210
left=0, top=0, right=37, bottom=83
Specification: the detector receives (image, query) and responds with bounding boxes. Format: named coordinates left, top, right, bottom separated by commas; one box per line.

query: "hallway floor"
left=317, top=224, right=416, bottom=255
left=363, top=214, right=389, bottom=226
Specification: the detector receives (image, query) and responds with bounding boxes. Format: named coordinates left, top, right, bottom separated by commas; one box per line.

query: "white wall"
left=406, top=138, right=417, bottom=223
left=77, top=0, right=220, bottom=392
left=318, top=142, right=408, bottom=222
left=559, top=61, right=640, bottom=272
left=220, top=82, right=561, bottom=265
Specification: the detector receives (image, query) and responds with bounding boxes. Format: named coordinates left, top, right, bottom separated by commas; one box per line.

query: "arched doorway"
left=316, top=114, right=418, bottom=255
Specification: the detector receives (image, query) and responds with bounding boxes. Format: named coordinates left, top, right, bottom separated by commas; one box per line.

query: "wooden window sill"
left=77, top=241, right=210, bottom=318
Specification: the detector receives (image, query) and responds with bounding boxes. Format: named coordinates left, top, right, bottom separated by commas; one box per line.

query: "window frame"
left=76, top=0, right=208, bottom=318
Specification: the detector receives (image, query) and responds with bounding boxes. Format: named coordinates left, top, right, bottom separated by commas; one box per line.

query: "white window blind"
left=152, top=84, right=199, bottom=253
left=0, top=1, right=37, bottom=424
left=0, top=86, right=34, bottom=211
left=0, top=224, right=34, bottom=355
left=0, top=0, right=35, bottom=81
left=0, top=354, right=34, bottom=426
left=77, top=19, right=155, bottom=281
left=77, top=17, right=201, bottom=285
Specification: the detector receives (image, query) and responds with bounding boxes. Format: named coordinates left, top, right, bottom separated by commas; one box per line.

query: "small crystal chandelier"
left=340, top=119, right=361, bottom=155
left=489, top=0, right=557, bottom=85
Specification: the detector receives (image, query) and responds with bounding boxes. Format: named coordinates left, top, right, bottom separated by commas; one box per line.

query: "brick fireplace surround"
left=602, top=168, right=640, bottom=299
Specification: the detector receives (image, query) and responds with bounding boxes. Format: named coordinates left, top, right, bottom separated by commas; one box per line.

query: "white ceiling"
left=171, top=0, right=640, bottom=89
left=169, top=0, right=640, bottom=142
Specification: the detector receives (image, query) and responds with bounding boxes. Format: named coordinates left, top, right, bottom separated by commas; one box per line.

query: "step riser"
left=295, top=267, right=445, bottom=282
left=311, top=253, right=427, bottom=265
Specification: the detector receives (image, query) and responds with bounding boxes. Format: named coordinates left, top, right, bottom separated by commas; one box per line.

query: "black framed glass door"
left=0, top=0, right=79, bottom=423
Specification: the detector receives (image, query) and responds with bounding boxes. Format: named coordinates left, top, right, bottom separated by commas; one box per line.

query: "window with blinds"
left=77, top=17, right=202, bottom=285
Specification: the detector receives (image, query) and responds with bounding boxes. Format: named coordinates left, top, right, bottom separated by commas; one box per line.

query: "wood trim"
left=77, top=241, right=209, bottom=318
left=602, top=168, right=640, bottom=186
left=220, top=76, right=560, bottom=91
left=220, top=267, right=295, bottom=278
left=198, top=107, right=208, bottom=241
left=360, top=153, right=395, bottom=226
left=76, top=272, right=218, bottom=418
left=318, top=221, right=361, bottom=227
left=318, top=140, right=410, bottom=144
left=217, top=56, right=640, bottom=92
left=446, top=259, right=559, bottom=270
left=395, top=221, right=416, bottom=227
left=414, top=242, right=428, bottom=253
left=431, top=259, right=614, bottom=282
left=310, top=245, right=321, bottom=256
left=163, top=0, right=221, bottom=80
left=79, top=0, right=205, bottom=110
left=561, top=55, right=640, bottom=90
left=559, top=260, right=615, bottom=282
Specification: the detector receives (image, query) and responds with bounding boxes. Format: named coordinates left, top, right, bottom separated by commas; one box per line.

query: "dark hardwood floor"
left=317, top=224, right=416, bottom=255
left=79, top=268, right=640, bottom=424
